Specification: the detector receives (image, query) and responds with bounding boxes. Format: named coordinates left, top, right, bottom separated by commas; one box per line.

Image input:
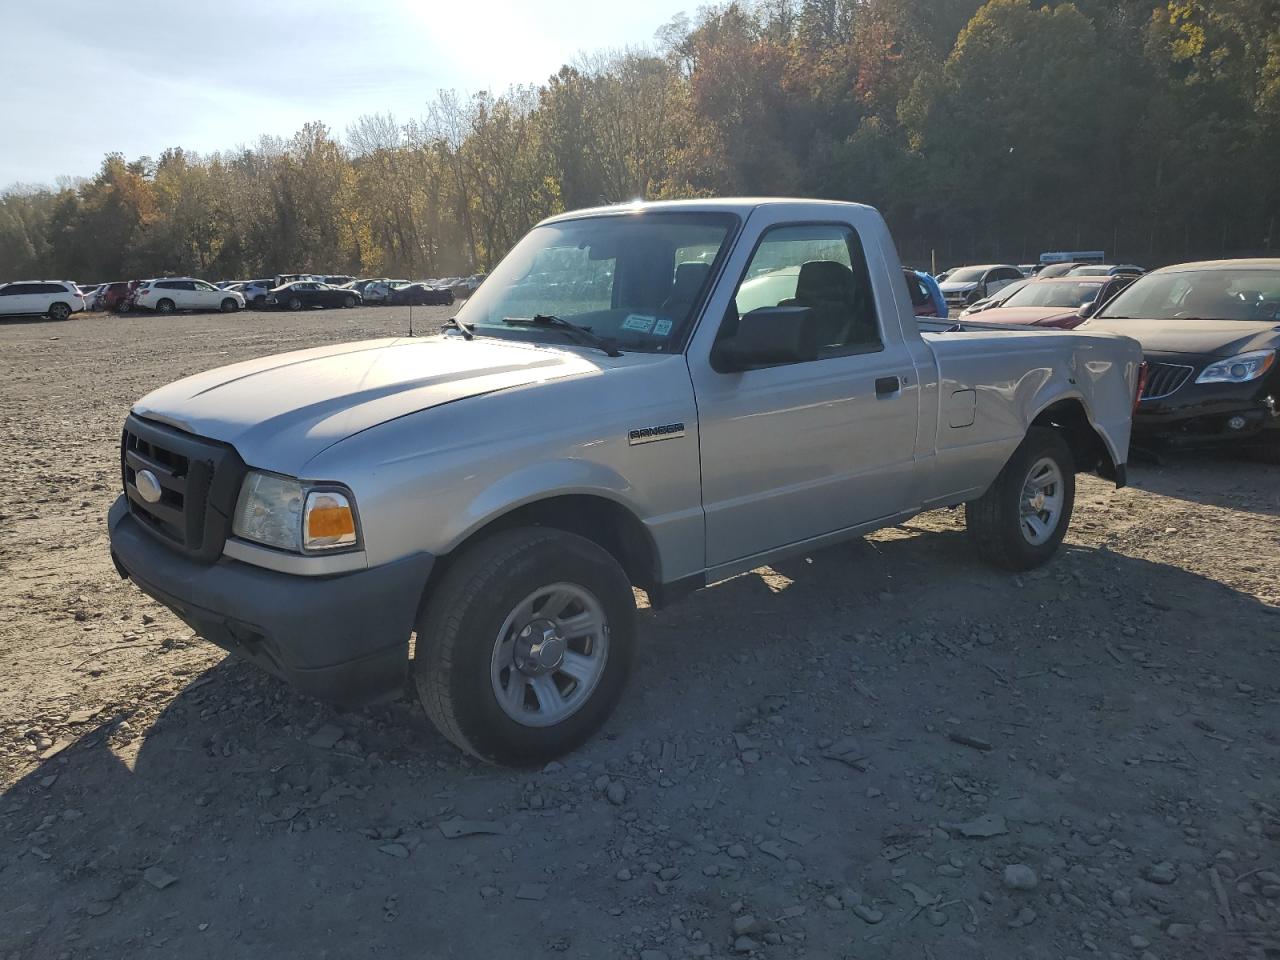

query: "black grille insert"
left=120, top=415, right=245, bottom=562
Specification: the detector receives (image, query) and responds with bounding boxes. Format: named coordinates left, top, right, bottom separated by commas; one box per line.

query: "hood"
left=968, top=305, right=1081, bottom=326
left=1079, top=318, right=1280, bottom=357
left=132, top=336, right=602, bottom=473
left=940, top=281, right=979, bottom=294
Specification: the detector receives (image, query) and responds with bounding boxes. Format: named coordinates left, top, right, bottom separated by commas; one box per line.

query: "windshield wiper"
left=442, top=316, right=474, bottom=340
left=502, top=314, right=622, bottom=357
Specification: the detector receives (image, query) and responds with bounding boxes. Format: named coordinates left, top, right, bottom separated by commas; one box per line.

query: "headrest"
left=796, top=260, right=855, bottom=302
left=671, top=261, right=711, bottom=295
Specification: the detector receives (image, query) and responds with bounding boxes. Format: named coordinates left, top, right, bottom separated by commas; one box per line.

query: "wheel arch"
left=1029, top=395, right=1123, bottom=485
left=426, top=492, right=661, bottom=604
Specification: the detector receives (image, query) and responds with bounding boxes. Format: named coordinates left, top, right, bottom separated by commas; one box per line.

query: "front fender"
left=445, top=458, right=643, bottom=553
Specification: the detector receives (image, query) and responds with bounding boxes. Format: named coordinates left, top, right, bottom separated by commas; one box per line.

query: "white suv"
left=0, top=281, right=85, bottom=321
left=134, top=278, right=245, bottom=314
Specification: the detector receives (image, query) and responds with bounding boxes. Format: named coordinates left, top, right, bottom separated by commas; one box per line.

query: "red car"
left=96, top=281, right=136, bottom=312
left=965, top=275, right=1136, bottom=328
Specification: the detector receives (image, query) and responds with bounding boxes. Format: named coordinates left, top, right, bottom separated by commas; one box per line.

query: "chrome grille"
left=1140, top=362, right=1194, bottom=401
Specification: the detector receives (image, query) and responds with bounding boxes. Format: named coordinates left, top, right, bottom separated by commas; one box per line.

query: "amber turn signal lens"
left=303, top=491, right=358, bottom=549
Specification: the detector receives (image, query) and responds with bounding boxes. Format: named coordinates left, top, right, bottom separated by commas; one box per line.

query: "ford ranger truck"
left=108, top=199, right=1143, bottom=765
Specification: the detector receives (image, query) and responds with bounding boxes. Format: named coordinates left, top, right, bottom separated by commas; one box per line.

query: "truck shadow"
left=4, top=530, right=1278, bottom=955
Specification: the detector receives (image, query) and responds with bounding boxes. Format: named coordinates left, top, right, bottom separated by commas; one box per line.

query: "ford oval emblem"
left=135, top=469, right=163, bottom=504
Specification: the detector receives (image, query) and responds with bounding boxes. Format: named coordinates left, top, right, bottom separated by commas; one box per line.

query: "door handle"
left=875, top=376, right=901, bottom=398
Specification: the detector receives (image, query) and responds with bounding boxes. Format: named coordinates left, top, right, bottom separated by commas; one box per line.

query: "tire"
left=344, top=295, right=356, bottom=308
left=220, top=297, right=238, bottom=313
left=47, top=302, right=72, bottom=321
left=287, top=296, right=303, bottom=311
left=966, top=426, right=1075, bottom=571
left=252, top=295, right=266, bottom=309
left=155, top=298, right=175, bottom=315
left=116, top=302, right=131, bottom=314
left=415, top=527, right=636, bottom=765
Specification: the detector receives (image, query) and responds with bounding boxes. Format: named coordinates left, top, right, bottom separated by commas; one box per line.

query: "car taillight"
left=1133, top=361, right=1148, bottom=412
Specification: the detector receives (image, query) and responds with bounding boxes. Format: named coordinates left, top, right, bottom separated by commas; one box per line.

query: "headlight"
left=232, top=471, right=359, bottom=553
left=1195, top=350, right=1276, bottom=384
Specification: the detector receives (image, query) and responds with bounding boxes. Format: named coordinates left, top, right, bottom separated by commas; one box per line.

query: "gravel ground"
left=1, top=306, right=1278, bottom=959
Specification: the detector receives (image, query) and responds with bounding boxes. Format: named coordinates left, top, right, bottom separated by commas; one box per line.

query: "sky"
left=1, top=0, right=694, bottom=188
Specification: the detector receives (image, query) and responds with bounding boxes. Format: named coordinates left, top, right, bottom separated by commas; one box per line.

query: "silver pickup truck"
left=108, top=199, right=1142, bottom=764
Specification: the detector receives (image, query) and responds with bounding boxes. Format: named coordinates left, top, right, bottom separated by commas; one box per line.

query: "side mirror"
left=715, top=305, right=819, bottom=371
left=1076, top=299, right=1097, bottom=319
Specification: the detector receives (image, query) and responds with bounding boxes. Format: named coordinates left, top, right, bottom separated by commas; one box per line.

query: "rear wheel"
left=220, top=297, right=238, bottom=313
left=415, top=528, right=636, bottom=765
left=966, top=427, right=1075, bottom=571
left=47, top=302, right=72, bottom=321
left=287, top=296, right=303, bottom=311
left=155, top=298, right=175, bottom=315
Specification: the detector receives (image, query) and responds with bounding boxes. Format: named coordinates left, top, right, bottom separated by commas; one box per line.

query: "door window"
left=726, top=223, right=881, bottom=358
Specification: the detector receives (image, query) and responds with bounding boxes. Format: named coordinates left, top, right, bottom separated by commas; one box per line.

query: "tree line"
left=1, top=0, right=1277, bottom=282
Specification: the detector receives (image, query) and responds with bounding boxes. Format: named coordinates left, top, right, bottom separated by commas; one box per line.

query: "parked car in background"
left=323, top=275, right=356, bottom=287
left=1018, top=264, right=1037, bottom=277
left=134, top=279, right=245, bottom=314
left=1082, top=259, right=1280, bottom=460
left=1068, top=264, right=1144, bottom=277
left=95, top=281, right=134, bottom=313
left=214, top=280, right=246, bottom=289
left=237, top=279, right=276, bottom=308
left=363, top=279, right=410, bottom=304
left=451, top=274, right=487, bottom=298
left=389, top=282, right=454, bottom=306
left=264, top=281, right=361, bottom=310
left=0, top=280, right=84, bottom=320
left=1036, top=262, right=1085, bottom=278
left=938, top=264, right=1023, bottom=311
left=959, top=278, right=1031, bottom=316
left=903, top=268, right=946, bottom=318
left=78, top=284, right=102, bottom=307
left=963, top=275, right=1137, bottom=328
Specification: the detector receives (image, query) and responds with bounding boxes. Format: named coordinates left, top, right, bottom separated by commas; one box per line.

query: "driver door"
left=689, top=218, right=921, bottom=569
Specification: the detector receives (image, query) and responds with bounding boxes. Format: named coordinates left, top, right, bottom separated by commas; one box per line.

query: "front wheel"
left=415, top=528, right=636, bottom=765
left=344, top=295, right=356, bottom=308
left=220, top=297, right=239, bottom=313
left=966, top=426, right=1075, bottom=571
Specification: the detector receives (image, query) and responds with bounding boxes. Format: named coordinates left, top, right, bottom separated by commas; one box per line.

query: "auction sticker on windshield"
left=622, top=314, right=657, bottom=333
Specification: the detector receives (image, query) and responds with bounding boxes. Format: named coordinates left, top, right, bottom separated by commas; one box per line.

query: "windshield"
left=1097, top=268, right=1280, bottom=321
left=456, top=212, right=736, bottom=353
left=945, top=267, right=987, bottom=283
left=1003, top=280, right=1102, bottom=309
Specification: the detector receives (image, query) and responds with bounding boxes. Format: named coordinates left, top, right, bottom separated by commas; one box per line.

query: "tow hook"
left=1264, top=396, right=1278, bottom=419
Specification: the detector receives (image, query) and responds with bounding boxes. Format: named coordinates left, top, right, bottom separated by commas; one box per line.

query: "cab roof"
left=539, top=197, right=875, bottom=225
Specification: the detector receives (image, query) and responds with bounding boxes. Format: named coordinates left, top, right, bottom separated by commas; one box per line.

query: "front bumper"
left=108, top=496, right=434, bottom=706
left=1135, top=366, right=1279, bottom=449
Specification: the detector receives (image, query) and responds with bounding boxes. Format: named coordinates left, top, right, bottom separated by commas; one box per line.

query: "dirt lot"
left=1, top=306, right=1278, bottom=960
